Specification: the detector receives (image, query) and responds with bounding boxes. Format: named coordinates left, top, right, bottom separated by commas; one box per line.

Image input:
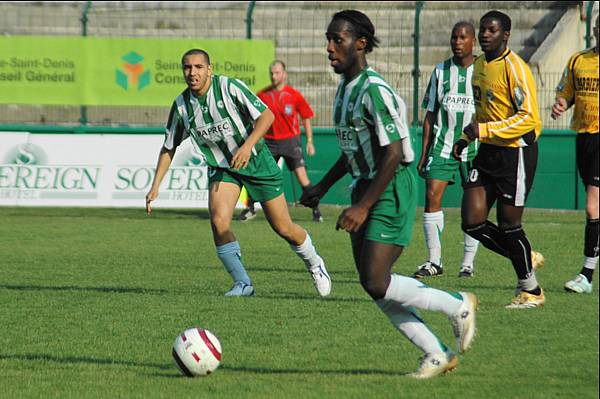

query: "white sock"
left=583, top=256, right=598, bottom=270
left=518, top=272, right=540, bottom=292
left=462, top=233, right=479, bottom=267
left=290, top=232, right=321, bottom=271
left=423, top=211, right=444, bottom=265
left=384, top=274, right=462, bottom=317
left=376, top=299, right=447, bottom=355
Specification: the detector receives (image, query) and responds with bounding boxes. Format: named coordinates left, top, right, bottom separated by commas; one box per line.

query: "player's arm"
left=297, top=92, right=316, bottom=156
left=299, top=155, right=346, bottom=209
left=228, top=78, right=273, bottom=170
left=418, top=110, right=436, bottom=178
left=231, top=108, right=274, bottom=170
left=551, top=57, right=576, bottom=120
left=336, top=140, right=401, bottom=233
left=146, top=146, right=176, bottom=215
left=336, top=85, right=410, bottom=233
left=302, top=118, right=315, bottom=156
left=477, top=57, right=540, bottom=141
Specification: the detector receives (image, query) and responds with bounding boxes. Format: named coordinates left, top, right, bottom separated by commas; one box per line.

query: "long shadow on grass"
left=0, top=284, right=167, bottom=295
left=0, top=353, right=171, bottom=370
left=250, top=266, right=357, bottom=277
left=251, top=293, right=371, bottom=303
left=153, top=209, right=210, bottom=219
left=220, top=364, right=405, bottom=376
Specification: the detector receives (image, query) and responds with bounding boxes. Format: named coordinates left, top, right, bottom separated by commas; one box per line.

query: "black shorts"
left=462, top=141, right=538, bottom=207
left=265, top=136, right=306, bottom=171
left=576, top=133, right=599, bottom=187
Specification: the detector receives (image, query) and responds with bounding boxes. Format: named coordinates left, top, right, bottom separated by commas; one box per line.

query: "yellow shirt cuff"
left=478, top=123, right=489, bottom=139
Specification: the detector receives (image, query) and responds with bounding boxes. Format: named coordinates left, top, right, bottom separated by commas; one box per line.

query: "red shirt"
left=257, top=85, right=314, bottom=140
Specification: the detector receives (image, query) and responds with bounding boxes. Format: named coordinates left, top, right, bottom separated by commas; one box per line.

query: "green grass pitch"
left=0, top=206, right=598, bottom=399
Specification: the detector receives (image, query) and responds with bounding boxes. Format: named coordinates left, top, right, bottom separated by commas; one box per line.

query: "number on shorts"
left=425, top=156, right=433, bottom=172
left=468, top=169, right=479, bottom=183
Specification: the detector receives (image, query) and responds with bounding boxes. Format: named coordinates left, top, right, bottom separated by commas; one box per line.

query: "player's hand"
left=231, top=145, right=252, bottom=170
left=463, top=123, right=479, bottom=141
left=145, top=188, right=159, bottom=215
left=452, top=139, right=469, bottom=161
left=306, top=141, right=315, bottom=157
left=335, top=204, right=368, bottom=233
left=551, top=98, right=568, bottom=120
left=300, top=184, right=322, bottom=208
left=416, top=156, right=427, bottom=179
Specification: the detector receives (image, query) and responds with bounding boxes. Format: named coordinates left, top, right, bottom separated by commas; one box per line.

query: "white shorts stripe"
left=515, top=148, right=526, bottom=206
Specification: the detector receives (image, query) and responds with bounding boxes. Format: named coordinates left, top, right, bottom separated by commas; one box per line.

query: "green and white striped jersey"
left=422, top=58, right=478, bottom=161
left=164, top=74, right=267, bottom=172
left=333, top=67, right=414, bottom=179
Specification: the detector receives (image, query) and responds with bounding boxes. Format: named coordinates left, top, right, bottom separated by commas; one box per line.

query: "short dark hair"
left=181, top=49, right=210, bottom=65
left=331, top=9, right=380, bottom=53
left=270, top=60, right=286, bottom=70
left=481, top=10, right=511, bottom=32
left=452, top=21, right=475, bottom=37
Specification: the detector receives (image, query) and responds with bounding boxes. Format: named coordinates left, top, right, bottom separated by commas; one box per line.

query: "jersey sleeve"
left=479, top=55, right=540, bottom=141
left=555, top=54, right=576, bottom=105
left=227, top=78, right=268, bottom=121
left=294, top=89, right=314, bottom=119
left=421, top=67, right=438, bottom=112
left=363, top=84, right=415, bottom=163
left=163, top=100, right=188, bottom=150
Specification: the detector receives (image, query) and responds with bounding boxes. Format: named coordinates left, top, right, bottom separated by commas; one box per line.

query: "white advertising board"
left=0, top=132, right=215, bottom=208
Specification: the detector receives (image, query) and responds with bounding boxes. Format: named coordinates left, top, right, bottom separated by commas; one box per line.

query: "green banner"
left=0, top=36, right=274, bottom=106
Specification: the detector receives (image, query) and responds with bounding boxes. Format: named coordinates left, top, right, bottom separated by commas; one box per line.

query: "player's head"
left=181, top=49, right=210, bottom=66
left=451, top=21, right=476, bottom=60
left=326, top=10, right=379, bottom=76
left=479, top=10, right=511, bottom=56
left=181, top=49, right=212, bottom=95
left=269, top=60, right=287, bottom=88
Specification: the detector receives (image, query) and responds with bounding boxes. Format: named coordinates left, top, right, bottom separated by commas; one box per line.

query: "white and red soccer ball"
left=172, top=327, right=222, bottom=377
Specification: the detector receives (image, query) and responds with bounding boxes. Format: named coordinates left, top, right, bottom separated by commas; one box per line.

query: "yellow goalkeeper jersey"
left=556, top=48, right=599, bottom=134
left=470, top=48, right=541, bottom=147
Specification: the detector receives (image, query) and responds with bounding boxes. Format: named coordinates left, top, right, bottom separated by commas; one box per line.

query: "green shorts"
left=208, top=147, right=283, bottom=202
left=423, top=153, right=469, bottom=184
left=350, top=166, right=417, bottom=247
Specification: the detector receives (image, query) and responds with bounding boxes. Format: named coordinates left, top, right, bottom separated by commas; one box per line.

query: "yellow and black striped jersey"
left=556, top=48, right=599, bottom=134
left=469, top=48, right=541, bottom=148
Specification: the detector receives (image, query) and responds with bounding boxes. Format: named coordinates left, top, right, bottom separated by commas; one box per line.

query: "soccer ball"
left=172, top=327, right=222, bottom=377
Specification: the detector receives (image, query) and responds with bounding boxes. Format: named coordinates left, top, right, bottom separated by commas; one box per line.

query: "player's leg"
left=492, top=144, right=544, bottom=308
left=237, top=186, right=256, bottom=221
left=285, top=137, right=324, bottom=223
left=414, top=178, right=448, bottom=278
left=358, top=240, right=477, bottom=377
left=354, top=169, right=477, bottom=377
left=292, top=165, right=324, bottom=223
left=208, top=179, right=254, bottom=296
left=261, top=194, right=331, bottom=296
left=457, top=162, right=480, bottom=277
left=497, top=202, right=545, bottom=308
left=566, top=134, right=599, bottom=293
left=567, top=185, right=599, bottom=292
left=460, top=146, right=511, bottom=259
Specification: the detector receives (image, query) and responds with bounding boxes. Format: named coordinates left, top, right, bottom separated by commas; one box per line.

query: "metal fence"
left=0, top=1, right=595, bottom=129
